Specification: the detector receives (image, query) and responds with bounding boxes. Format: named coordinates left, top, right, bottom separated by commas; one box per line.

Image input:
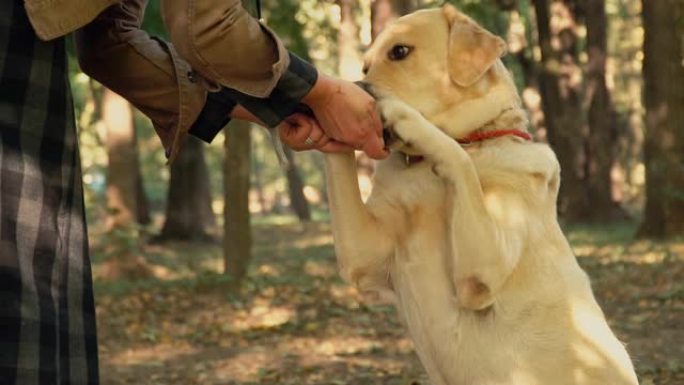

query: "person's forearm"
left=213, top=52, right=318, bottom=128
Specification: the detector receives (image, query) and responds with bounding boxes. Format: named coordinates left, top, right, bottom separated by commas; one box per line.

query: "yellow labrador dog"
left=324, top=5, right=639, bottom=385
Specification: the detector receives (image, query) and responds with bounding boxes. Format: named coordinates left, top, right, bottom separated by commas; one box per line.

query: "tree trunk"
left=224, top=121, right=253, bottom=281
left=89, top=81, right=151, bottom=227
left=104, top=88, right=139, bottom=229
left=532, top=0, right=588, bottom=221
left=583, top=0, right=622, bottom=221
left=637, top=0, right=684, bottom=238
left=284, top=147, right=311, bottom=221
left=157, top=136, right=216, bottom=242
left=251, top=138, right=269, bottom=215
left=101, top=88, right=151, bottom=280
left=501, top=4, right=543, bottom=132
left=135, top=166, right=152, bottom=225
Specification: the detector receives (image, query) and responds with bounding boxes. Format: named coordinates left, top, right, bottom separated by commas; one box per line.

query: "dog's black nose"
left=354, top=81, right=375, bottom=97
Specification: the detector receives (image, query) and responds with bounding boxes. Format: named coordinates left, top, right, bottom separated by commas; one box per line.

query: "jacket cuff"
left=188, top=91, right=237, bottom=143
left=216, top=52, right=318, bottom=127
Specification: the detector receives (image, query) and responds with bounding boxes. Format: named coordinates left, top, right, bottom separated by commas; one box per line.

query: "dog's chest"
left=375, top=162, right=447, bottom=209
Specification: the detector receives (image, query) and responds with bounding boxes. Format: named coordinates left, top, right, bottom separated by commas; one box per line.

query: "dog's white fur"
left=324, top=5, right=639, bottom=385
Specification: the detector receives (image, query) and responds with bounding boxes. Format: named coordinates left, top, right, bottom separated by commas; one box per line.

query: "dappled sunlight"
left=106, top=342, right=198, bottom=366
left=291, top=232, right=335, bottom=250
left=94, top=221, right=684, bottom=384
left=573, top=242, right=681, bottom=265
left=254, top=221, right=335, bottom=252
left=96, top=222, right=429, bottom=384
left=304, top=260, right=337, bottom=278
left=211, top=348, right=281, bottom=383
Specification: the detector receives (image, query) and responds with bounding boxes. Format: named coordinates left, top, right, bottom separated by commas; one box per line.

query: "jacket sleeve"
left=75, top=0, right=213, bottom=162
left=76, top=0, right=319, bottom=155
left=162, top=0, right=319, bottom=143
left=188, top=52, right=318, bottom=144
left=162, top=0, right=294, bottom=98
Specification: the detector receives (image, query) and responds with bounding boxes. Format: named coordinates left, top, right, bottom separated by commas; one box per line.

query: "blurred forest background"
left=66, top=0, right=683, bottom=384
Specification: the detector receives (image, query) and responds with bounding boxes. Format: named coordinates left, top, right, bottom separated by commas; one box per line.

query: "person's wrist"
left=302, top=71, right=334, bottom=108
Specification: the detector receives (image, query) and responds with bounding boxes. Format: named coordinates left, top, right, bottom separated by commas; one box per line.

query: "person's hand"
left=302, top=72, right=388, bottom=159
left=277, top=113, right=354, bottom=153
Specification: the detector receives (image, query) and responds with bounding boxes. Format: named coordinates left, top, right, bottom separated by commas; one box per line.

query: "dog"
left=323, top=5, right=639, bottom=385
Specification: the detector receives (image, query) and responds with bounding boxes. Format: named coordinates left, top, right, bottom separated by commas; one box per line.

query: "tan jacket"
left=26, top=0, right=292, bottom=162
left=25, top=0, right=117, bottom=41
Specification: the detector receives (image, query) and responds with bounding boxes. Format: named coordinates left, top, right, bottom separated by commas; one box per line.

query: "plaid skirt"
left=0, top=1, right=99, bottom=384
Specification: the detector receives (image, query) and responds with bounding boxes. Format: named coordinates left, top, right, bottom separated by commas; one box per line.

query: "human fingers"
left=318, top=140, right=356, bottom=153
left=360, top=133, right=389, bottom=160
left=366, top=100, right=383, bottom=137
left=278, top=125, right=312, bottom=151
left=278, top=114, right=314, bottom=145
left=306, top=123, right=329, bottom=147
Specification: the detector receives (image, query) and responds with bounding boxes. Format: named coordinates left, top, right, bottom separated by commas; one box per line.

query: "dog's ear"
left=443, top=4, right=507, bottom=87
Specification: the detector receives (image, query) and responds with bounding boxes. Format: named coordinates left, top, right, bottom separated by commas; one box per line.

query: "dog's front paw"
left=378, top=98, right=435, bottom=152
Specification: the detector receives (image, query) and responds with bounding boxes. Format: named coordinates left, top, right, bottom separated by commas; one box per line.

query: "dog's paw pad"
left=457, top=276, right=493, bottom=310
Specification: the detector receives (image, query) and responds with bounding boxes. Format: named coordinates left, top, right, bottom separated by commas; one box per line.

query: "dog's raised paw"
left=378, top=98, right=416, bottom=125
left=377, top=98, right=430, bottom=149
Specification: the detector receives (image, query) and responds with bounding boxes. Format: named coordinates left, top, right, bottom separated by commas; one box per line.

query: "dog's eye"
left=388, top=45, right=413, bottom=61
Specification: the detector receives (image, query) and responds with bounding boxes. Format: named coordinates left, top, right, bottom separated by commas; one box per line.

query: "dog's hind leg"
left=325, top=152, right=394, bottom=295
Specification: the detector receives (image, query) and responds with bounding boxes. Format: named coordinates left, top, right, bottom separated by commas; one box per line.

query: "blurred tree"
left=605, top=0, right=645, bottom=211
left=140, top=0, right=217, bottom=241
left=101, top=87, right=151, bottom=279
left=103, top=88, right=143, bottom=229
left=338, top=0, right=364, bottom=80
left=583, top=0, right=622, bottom=221
left=531, top=0, right=625, bottom=222
left=251, top=137, right=269, bottom=214
left=533, top=0, right=592, bottom=221
left=494, top=0, right=518, bottom=11
left=157, top=137, right=216, bottom=241
left=371, top=0, right=417, bottom=39
left=284, top=147, right=312, bottom=221
left=263, top=0, right=314, bottom=221
left=224, top=121, right=253, bottom=281
left=135, top=167, right=151, bottom=225
left=638, top=0, right=684, bottom=238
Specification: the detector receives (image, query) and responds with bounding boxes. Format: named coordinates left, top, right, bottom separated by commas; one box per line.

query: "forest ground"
left=92, top=220, right=683, bottom=385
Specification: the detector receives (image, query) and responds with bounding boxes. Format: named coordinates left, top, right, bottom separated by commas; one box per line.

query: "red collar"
left=456, top=128, right=532, bottom=145
left=402, top=129, right=532, bottom=166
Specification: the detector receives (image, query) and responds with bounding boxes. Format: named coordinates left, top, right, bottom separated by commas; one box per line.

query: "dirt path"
left=94, top=222, right=683, bottom=384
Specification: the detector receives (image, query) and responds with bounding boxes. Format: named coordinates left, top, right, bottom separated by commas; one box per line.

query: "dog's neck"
left=400, top=106, right=531, bottom=167
left=457, top=106, right=530, bottom=142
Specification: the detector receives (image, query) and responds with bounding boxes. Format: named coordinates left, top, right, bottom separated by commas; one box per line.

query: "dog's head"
left=362, top=4, right=523, bottom=141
